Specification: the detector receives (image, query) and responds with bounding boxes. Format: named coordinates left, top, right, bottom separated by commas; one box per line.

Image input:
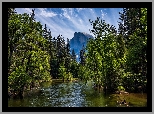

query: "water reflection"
left=8, top=81, right=147, bottom=107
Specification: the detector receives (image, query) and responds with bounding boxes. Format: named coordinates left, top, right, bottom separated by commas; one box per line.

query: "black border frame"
left=2, top=2, right=152, bottom=112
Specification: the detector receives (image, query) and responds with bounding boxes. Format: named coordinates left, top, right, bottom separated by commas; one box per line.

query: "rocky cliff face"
left=69, top=32, right=93, bottom=62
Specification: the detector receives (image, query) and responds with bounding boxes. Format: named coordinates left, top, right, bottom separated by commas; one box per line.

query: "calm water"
left=8, top=81, right=147, bottom=107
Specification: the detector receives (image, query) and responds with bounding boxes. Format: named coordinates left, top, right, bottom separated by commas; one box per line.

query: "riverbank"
left=52, top=78, right=79, bottom=82
left=110, top=93, right=147, bottom=107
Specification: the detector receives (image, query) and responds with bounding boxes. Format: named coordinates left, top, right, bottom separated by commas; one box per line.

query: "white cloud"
left=16, top=8, right=57, bottom=18
left=15, top=8, right=97, bottom=38
left=89, top=8, right=94, bottom=14
left=36, top=14, right=74, bottom=40
left=38, top=8, right=57, bottom=17
left=68, top=16, right=93, bottom=37
left=15, top=8, right=120, bottom=42
left=79, top=19, right=83, bottom=24
left=15, top=8, right=93, bottom=40
left=101, top=10, right=107, bottom=19
left=15, top=8, right=32, bottom=15
left=89, top=8, right=95, bottom=14
left=62, top=8, right=71, bottom=20
left=35, top=15, right=57, bottom=31
left=24, top=8, right=32, bottom=13
left=76, top=8, right=85, bottom=12
left=88, top=8, right=97, bottom=19
left=69, top=8, right=73, bottom=15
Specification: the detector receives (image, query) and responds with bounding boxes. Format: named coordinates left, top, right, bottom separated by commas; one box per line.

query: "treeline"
left=8, top=8, right=79, bottom=99
left=79, top=8, right=147, bottom=93
left=8, top=8, right=147, bottom=99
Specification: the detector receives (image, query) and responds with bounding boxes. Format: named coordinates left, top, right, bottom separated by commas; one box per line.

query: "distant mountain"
left=69, top=32, right=94, bottom=62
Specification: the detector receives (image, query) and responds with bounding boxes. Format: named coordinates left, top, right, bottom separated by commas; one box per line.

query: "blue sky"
left=15, top=8, right=123, bottom=41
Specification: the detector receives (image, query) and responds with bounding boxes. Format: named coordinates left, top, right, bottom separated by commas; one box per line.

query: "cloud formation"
left=38, top=8, right=57, bottom=17
left=15, top=8, right=122, bottom=41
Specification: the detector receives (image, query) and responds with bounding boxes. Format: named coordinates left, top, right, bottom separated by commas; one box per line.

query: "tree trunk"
left=63, top=77, right=65, bottom=82
left=98, top=84, right=101, bottom=93
left=18, top=90, right=24, bottom=99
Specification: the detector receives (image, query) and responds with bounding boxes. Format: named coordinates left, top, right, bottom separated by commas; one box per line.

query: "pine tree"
left=79, top=45, right=86, bottom=66
left=71, top=49, right=76, bottom=61
left=118, top=8, right=147, bottom=92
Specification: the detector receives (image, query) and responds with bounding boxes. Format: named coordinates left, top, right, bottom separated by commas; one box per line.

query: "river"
left=8, top=80, right=147, bottom=107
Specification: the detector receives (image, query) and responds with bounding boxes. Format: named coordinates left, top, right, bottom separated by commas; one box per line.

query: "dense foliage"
left=79, top=8, right=147, bottom=93
left=8, top=8, right=147, bottom=99
left=8, top=8, right=76, bottom=99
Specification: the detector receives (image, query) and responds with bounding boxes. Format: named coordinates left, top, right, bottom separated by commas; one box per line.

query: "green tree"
left=70, top=60, right=79, bottom=78
left=79, top=45, right=86, bottom=66
left=8, top=9, right=51, bottom=99
left=118, top=8, right=147, bottom=92
left=85, top=17, right=126, bottom=93
left=65, top=38, right=71, bottom=73
left=71, top=49, right=76, bottom=61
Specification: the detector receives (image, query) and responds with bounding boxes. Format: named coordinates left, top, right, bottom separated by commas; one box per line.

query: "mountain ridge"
left=69, top=32, right=94, bottom=62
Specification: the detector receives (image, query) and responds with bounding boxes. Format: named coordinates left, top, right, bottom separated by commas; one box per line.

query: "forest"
left=8, top=8, right=147, bottom=101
